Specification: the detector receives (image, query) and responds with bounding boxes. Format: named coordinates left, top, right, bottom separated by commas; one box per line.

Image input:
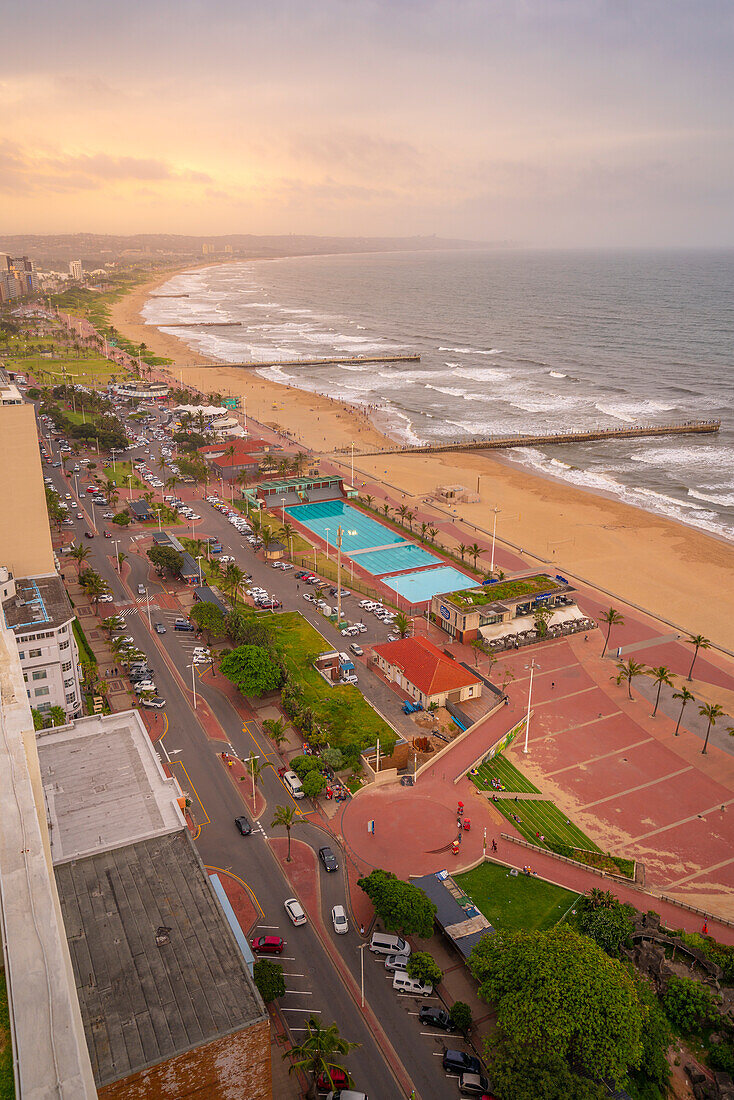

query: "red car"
left=251, top=935, right=284, bottom=955
left=316, top=1068, right=349, bottom=1090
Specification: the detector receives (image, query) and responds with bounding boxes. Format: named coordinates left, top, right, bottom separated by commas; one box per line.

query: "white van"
left=282, top=770, right=304, bottom=799
left=369, top=931, right=410, bottom=957
left=392, top=972, right=433, bottom=996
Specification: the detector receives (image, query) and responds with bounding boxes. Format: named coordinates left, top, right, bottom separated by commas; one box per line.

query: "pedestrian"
left=360, top=923, right=365, bottom=936
left=551, top=681, right=555, bottom=689
left=457, top=818, right=462, bottom=831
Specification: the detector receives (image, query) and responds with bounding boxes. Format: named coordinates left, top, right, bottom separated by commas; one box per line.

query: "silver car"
left=384, top=952, right=410, bottom=972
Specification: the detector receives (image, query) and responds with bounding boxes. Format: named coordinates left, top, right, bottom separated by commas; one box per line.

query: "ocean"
left=142, top=249, right=734, bottom=542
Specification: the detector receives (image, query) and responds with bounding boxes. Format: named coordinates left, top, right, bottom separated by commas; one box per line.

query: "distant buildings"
left=110, top=379, right=169, bottom=400
left=68, top=259, right=83, bottom=281
left=0, top=252, right=39, bottom=301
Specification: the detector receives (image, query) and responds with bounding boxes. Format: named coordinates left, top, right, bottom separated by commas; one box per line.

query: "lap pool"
left=382, top=565, right=475, bottom=604
left=354, top=543, right=441, bottom=575
left=285, top=500, right=407, bottom=553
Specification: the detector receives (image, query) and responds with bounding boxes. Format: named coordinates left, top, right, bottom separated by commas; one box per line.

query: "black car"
left=442, top=1050, right=481, bottom=1076
left=235, top=816, right=252, bottom=836
left=318, top=846, right=338, bottom=872
left=418, top=1006, right=456, bottom=1031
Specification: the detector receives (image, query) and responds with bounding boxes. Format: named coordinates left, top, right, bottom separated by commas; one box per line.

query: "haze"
left=2, top=0, right=732, bottom=247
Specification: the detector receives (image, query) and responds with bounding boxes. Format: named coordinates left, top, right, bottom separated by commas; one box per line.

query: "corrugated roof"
left=373, top=636, right=481, bottom=697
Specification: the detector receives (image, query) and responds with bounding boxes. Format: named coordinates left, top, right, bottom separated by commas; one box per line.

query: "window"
left=65, top=693, right=75, bottom=704
left=64, top=678, right=74, bottom=688
left=23, top=673, right=28, bottom=683
left=59, top=640, right=70, bottom=651
left=62, top=661, right=72, bottom=672
left=18, top=651, right=25, bottom=660
left=29, top=648, right=42, bottom=658
left=34, top=686, right=50, bottom=697
left=32, top=669, right=47, bottom=681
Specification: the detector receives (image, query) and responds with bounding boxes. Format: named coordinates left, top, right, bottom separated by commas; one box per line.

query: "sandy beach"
left=110, top=269, right=734, bottom=649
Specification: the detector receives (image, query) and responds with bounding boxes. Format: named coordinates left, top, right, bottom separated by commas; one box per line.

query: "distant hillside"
left=0, top=232, right=489, bottom=271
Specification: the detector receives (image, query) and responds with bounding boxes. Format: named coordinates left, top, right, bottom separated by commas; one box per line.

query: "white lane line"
left=284, top=989, right=313, bottom=995
left=282, top=972, right=305, bottom=978
left=257, top=925, right=281, bottom=930
left=281, top=1007, right=322, bottom=1014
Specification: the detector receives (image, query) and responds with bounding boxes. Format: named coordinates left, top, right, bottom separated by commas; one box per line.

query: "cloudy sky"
left=1, top=0, right=732, bottom=245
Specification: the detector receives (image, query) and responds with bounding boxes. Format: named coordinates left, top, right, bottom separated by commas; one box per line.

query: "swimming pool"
left=285, top=500, right=407, bottom=554
left=353, top=543, right=441, bottom=576
left=382, top=565, right=475, bottom=604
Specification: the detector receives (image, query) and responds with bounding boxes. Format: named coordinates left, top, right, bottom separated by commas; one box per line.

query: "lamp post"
left=325, top=527, right=331, bottom=559
left=281, top=496, right=287, bottom=526
left=113, top=539, right=121, bottom=573
left=242, top=394, right=247, bottom=431
left=523, top=658, right=539, bottom=754
left=336, top=526, right=343, bottom=626
left=154, top=507, right=162, bottom=532
left=145, top=586, right=152, bottom=629
left=358, top=942, right=368, bottom=1008
left=350, top=441, right=355, bottom=489
left=127, top=474, right=133, bottom=502
left=187, top=663, right=197, bottom=709
left=248, top=753, right=259, bottom=807
left=196, top=554, right=204, bottom=586
left=490, top=507, right=501, bottom=576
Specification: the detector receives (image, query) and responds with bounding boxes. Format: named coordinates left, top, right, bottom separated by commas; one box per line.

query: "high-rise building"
left=68, top=259, right=83, bottom=281
left=0, top=253, right=38, bottom=301
left=0, top=399, right=55, bottom=577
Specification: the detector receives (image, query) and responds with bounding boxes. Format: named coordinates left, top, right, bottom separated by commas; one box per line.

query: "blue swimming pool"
left=353, top=543, right=441, bottom=576
left=382, top=565, right=475, bottom=604
left=285, top=500, right=407, bottom=553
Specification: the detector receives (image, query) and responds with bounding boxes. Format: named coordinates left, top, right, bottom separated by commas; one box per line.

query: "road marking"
left=171, top=760, right=210, bottom=826
left=206, top=866, right=265, bottom=917
left=281, top=1007, right=322, bottom=1014
left=282, top=972, right=305, bottom=977
left=258, top=924, right=281, bottom=930
left=284, top=989, right=313, bottom=995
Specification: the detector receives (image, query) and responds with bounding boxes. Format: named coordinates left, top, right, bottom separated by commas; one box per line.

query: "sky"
left=1, top=0, right=733, bottom=246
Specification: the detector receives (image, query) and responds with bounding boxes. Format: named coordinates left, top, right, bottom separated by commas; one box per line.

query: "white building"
left=2, top=570, right=83, bottom=719
left=69, top=259, right=83, bottom=281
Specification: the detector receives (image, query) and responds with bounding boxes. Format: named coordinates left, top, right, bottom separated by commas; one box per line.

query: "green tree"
left=222, top=562, right=245, bottom=605
left=469, top=542, right=482, bottom=569
left=357, top=869, right=437, bottom=939
left=457, top=542, right=468, bottom=561
left=686, top=633, right=711, bottom=681
left=672, top=684, right=695, bottom=736
left=112, top=510, right=131, bottom=526
left=663, top=976, right=717, bottom=1033
left=699, top=701, right=724, bottom=754
left=649, top=665, right=673, bottom=717
left=533, top=604, right=554, bottom=637
left=253, top=960, right=285, bottom=1003
left=601, top=607, right=624, bottom=658
left=468, top=926, right=644, bottom=1082
left=632, top=977, right=671, bottom=1095
left=81, top=569, right=109, bottom=611
left=48, top=705, right=67, bottom=727
left=285, top=1015, right=359, bottom=1100
left=31, top=708, right=47, bottom=730
left=614, top=658, right=647, bottom=700
left=301, top=770, right=326, bottom=799
left=393, top=612, right=412, bottom=638
left=290, top=753, right=323, bottom=778
left=244, top=751, right=273, bottom=796
left=449, top=1001, right=472, bottom=1035
left=578, top=902, right=635, bottom=957
left=270, top=804, right=303, bottom=862
left=488, top=1040, right=605, bottom=1100
left=189, top=601, right=227, bottom=643
left=406, top=951, right=442, bottom=987
left=262, top=715, right=288, bottom=748
left=321, top=746, right=345, bottom=771
left=70, top=543, right=91, bottom=576
left=220, top=644, right=283, bottom=697
left=147, top=544, right=183, bottom=577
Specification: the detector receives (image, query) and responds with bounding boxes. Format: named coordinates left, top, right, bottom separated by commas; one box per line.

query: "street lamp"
left=336, top=526, right=343, bottom=625
left=145, top=586, right=152, bottom=629
left=350, top=441, right=355, bottom=489
left=325, top=527, right=331, bottom=559
left=127, top=474, right=133, bottom=502
left=490, top=507, right=501, bottom=576
left=358, top=942, right=368, bottom=1008
left=154, top=507, right=162, bottom=532
left=187, top=663, right=197, bottom=709
left=247, top=753, right=259, bottom=807
left=523, top=658, right=539, bottom=754
left=281, top=496, right=287, bottom=526
left=196, top=554, right=204, bottom=586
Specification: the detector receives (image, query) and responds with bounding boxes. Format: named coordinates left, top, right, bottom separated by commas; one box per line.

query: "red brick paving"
left=207, top=868, right=259, bottom=933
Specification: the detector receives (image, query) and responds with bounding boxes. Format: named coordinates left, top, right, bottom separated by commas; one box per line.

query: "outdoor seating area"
left=480, top=607, right=597, bottom=651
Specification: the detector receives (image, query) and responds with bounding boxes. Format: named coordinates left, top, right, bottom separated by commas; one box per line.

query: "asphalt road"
left=43, top=411, right=477, bottom=1100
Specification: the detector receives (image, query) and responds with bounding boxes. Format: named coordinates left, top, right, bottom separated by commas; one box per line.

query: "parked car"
left=251, top=935, right=284, bottom=954
left=459, top=1071, right=492, bottom=1096
left=140, top=696, right=166, bottom=708
left=418, top=1006, right=456, bottom=1031
left=331, top=905, right=349, bottom=935
left=349, top=643, right=364, bottom=657
left=384, top=953, right=410, bottom=973
left=154, top=623, right=166, bottom=634
left=284, top=897, right=307, bottom=926
left=319, top=846, right=338, bottom=872
left=316, top=1068, right=349, bottom=1091
left=442, top=1050, right=481, bottom=1076
left=235, top=815, right=252, bottom=836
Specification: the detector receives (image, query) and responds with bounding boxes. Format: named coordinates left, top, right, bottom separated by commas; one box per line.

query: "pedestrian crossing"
left=115, top=600, right=160, bottom=619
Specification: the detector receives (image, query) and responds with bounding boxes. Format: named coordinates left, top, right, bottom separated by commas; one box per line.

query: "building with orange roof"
left=372, top=635, right=483, bottom=709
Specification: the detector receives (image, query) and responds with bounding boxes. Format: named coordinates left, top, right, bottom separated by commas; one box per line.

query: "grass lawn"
left=455, top=860, right=581, bottom=933
left=473, top=755, right=540, bottom=794
left=449, top=574, right=559, bottom=607
left=270, top=611, right=396, bottom=755
left=12, top=351, right=122, bottom=387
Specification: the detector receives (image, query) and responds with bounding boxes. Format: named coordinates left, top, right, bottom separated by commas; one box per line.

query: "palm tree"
left=70, top=544, right=91, bottom=576
left=279, top=522, right=294, bottom=547
left=699, top=702, right=724, bottom=755
left=117, top=551, right=127, bottom=572
left=244, top=751, right=273, bottom=801
left=271, top=804, right=303, bottom=862
left=649, top=666, right=673, bottom=718
left=405, top=510, right=414, bottom=531
left=164, top=475, right=178, bottom=495
left=420, top=521, right=428, bottom=542
left=382, top=502, right=390, bottom=518
left=457, top=543, right=468, bottom=562
left=672, top=685, right=694, bottom=736
left=614, top=658, right=647, bottom=700
left=469, top=542, right=482, bottom=569
left=82, top=571, right=109, bottom=612
left=428, top=527, right=438, bottom=544
left=223, top=562, right=244, bottom=605
left=261, top=528, right=275, bottom=553
left=363, top=494, right=374, bottom=510
left=263, top=716, right=287, bottom=748
left=687, top=634, right=711, bottom=681
left=394, top=612, right=411, bottom=638
left=601, top=607, right=625, bottom=658
left=396, top=504, right=409, bottom=526
left=285, top=1016, right=359, bottom=1100
left=48, top=705, right=67, bottom=727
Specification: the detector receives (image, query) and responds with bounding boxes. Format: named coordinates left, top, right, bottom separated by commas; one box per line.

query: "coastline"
left=109, top=266, right=734, bottom=649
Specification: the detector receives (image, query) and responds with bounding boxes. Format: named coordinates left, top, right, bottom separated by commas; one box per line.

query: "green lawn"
left=455, top=860, right=581, bottom=933
left=449, top=574, right=559, bottom=607
left=270, top=612, right=396, bottom=755
left=473, top=755, right=540, bottom=794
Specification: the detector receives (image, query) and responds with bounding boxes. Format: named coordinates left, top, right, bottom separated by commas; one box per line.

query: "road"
left=42, top=411, right=475, bottom=1098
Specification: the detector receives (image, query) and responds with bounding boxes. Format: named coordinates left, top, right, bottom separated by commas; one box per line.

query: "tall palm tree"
left=601, top=607, right=625, bottom=658
left=649, top=666, right=673, bottom=718
left=271, top=804, right=303, bottom=862
left=428, top=527, right=438, bottom=544
left=82, top=571, right=109, bottom=612
left=396, top=504, right=409, bottom=526
left=457, top=543, right=468, bottom=562
left=244, top=751, right=273, bottom=800
left=699, top=702, right=724, bottom=755
left=263, top=716, right=287, bottom=748
left=286, top=1016, right=359, bottom=1099
left=382, top=502, right=390, bottom=518
left=279, top=522, right=294, bottom=546
left=102, top=477, right=118, bottom=504
left=223, top=562, right=245, bottom=605
left=405, top=510, right=414, bottom=531
left=687, top=634, right=711, bottom=681
left=117, top=551, right=127, bottom=572
left=394, top=612, right=411, bottom=638
left=70, top=544, right=91, bottom=576
left=672, top=685, right=694, bottom=736
left=614, top=658, right=646, bottom=700
left=363, top=494, right=374, bottom=510
left=164, top=475, right=178, bottom=495
left=420, top=521, right=428, bottom=542
left=469, top=542, right=482, bottom=569
left=261, top=528, right=275, bottom=552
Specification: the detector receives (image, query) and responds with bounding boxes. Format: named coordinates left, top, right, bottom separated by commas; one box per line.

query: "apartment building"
left=2, top=572, right=83, bottom=719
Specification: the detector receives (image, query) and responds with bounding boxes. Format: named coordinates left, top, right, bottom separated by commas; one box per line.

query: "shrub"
left=253, top=960, right=285, bottom=1003
left=301, top=770, right=326, bottom=799
left=449, top=1001, right=473, bottom=1034
left=663, top=977, right=717, bottom=1034
left=406, top=952, right=442, bottom=987
left=112, top=511, right=131, bottom=526
left=290, top=754, right=323, bottom=778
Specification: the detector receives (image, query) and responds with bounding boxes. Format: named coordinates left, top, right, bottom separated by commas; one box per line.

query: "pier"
left=353, top=420, right=721, bottom=456
left=197, top=354, right=421, bottom=368
left=149, top=293, right=190, bottom=298
left=164, top=320, right=243, bottom=327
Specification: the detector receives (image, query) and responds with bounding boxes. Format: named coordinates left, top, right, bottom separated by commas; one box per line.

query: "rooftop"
left=55, top=830, right=267, bottom=1087
left=3, top=573, right=74, bottom=633
left=412, top=871, right=492, bottom=958
left=373, top=635, right=482, bottom=697
left=37, top=711, right=184, bottom=863
left=442, top=574, right=563, bottom=609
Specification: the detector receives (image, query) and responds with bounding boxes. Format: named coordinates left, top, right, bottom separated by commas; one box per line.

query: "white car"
left=331, top=905, right=349, bottom=935
left=284, top=898, right=307, bottom=926
left=219, top=555, right=235, bottom=564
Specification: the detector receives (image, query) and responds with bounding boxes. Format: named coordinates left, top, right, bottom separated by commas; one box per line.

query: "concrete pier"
left=197, top=354, right=421, bottom=368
